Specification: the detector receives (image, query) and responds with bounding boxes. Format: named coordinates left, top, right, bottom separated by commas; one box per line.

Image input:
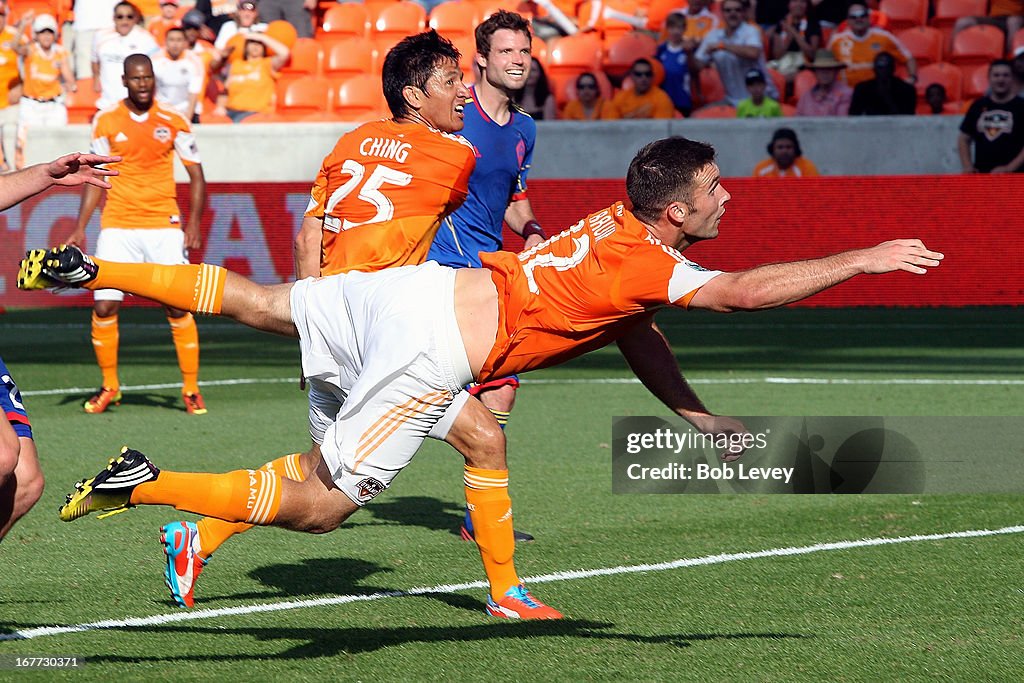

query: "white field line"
left=2, top=525, right=1022, bottom=642
left=19, top=375, right=1024, bottom=397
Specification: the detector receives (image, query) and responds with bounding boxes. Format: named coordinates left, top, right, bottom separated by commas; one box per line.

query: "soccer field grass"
left=1, top=306, right=1022, bottom=681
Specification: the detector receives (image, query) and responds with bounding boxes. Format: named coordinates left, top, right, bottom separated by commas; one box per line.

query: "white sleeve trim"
left=668, top=261, right=722, bottom=304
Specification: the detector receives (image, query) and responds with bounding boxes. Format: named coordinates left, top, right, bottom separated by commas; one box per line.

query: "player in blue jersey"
left=427, top=11, right=548, bottom=542
left=0, top=357, right=43, bottom=540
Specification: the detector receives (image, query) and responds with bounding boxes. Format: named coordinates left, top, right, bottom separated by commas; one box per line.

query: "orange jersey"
left=0, top=26, right=20, bottom=107
left=828, top=27, right=912, bottom=88
left=306, top=119, right=476, bottom=276
left=684, top=9, right=721, bottom=43
left=23, top=43, right=70, bottom=101
left=91, top=101, right=201, bottom=229
left=149, top=17, right=180, bottom=46
left=561, top=98, right=621, bottom=120
left=225, top=56, right=276, bottom=113
left=611, top=87, right=677, bottom=119
left=479, top=202, right=722, bottom=381
left=752, top=156, right=819, bottom=177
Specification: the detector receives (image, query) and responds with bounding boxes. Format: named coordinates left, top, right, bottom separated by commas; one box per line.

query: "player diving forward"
left=19, top=136, right=942, bottom=618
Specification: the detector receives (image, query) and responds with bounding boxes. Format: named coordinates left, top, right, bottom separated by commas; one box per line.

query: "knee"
left=94, top=301, right=118, bottom=318
left=461, top=420, right=507, bottom=470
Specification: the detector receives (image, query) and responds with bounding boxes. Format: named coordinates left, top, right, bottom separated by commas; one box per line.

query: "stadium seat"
left=561, top=69, right=615, bottom=102
left=916, top=62, right=963, bottom=102
left=695, top=67, right=726, bottom=106
left=66, top=78, right=99, bottom=124
left=1013, top=27, right=1024, bottom=55
left=333, top=74, right=388, bottom=121
left=780, top=102, right=797, bottom=116
left=277, top=76, right=333, bottom=116
left=474, top=0, right=534, bottom=23
left=319, top=3, right=371, bottom=39
left=879, top=0, right=928, bottom=32
left=577, top=0, right=640, bottom=44
left=930, top=0, right=988, bottom=50
left=766, top=67, right=786, bottom=102
left=238, top=111, right=287, bottom=123
left=546, top=32, right=603, bottom=91
left=949, top=25, right=1005, bottom=66
left=792, top=68, right=817, bottom=102
left=960, top=62, right=990, bottom=99
left=601, top=31, right=657, bottom=80
left=280, top=38, right=323, bottom=79
left=324, top=38, right=376, bottom=81
left=532, top=38, right=548, bottom=66
left=451, top=34, right=478, bottom=81
left=691, top=103, right=737, bottom=118
left=428, top=1, right=477, bottom=41
left=896, top=27, right=945, bottom=67
left=645, top=0, right=686, bottom=31
left=372, top=2, right=427, bottom=42
left=373, top=35, right=406, bottom=73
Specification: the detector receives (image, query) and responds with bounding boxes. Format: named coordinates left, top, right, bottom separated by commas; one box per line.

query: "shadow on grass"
left=56, top=390, right=185, bottom=413
left=77, top=621, right=811, bottom=660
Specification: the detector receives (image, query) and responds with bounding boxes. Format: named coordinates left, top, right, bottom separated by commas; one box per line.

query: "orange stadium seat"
left=793, top=68, right=817, bottom=101
left=896, top=27, right=945, bottom=66
left=601, top=31, right=657, bottom=80
left=324, top=38, right=377, bottom=81
left=474, top=0, right=534, bottom=22
left=916, top=62, right=963, bottom=101
left=1013, top=27, right=1024, bottom=54
left=372, top=2, right=427, bottom=42
left=695, top=67, right=726, bottom=106
left=277, top=76, right=333, bottom=116
left=646, top=0, right=686, bottom=32
left=950, top=25, right=1005, bottom=66
left=930, top=0, right=988, bottom=49
left=546, top=32, right=603, bottom=104
left=691, top=103, right=737, bottom=118
left=532, top=38, right=548, bottom=65
left=562, top=68, right=614, bottom=102
left=577, top=0, right=640, bottom=44
left=879, top=0, right=928, bottom=32
left=429, top=1, right=478, bottom=41
left=960, top=62, right=990, bottom=99
left=451, top=34, right=478, bottom=82
left=319, top=3, right=371, bottom=39
left=239, top=111, right=287, bottom=123
left=780, top=102, right=797, bottom=116
left=373, top=34, right=407, bottom=72
left=66, top=78, right=99, bottom=124
left=333, top=74, right=388, bottom=121
left=280, top=38, right=323, bottom=79
left=766, top=67, right=787, bottom=102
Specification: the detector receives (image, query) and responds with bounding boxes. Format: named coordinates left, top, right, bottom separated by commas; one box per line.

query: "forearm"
left=957, top=134, right=974, bottom=171
left=504, top=199, right=537, bottom=235
left=186, top=167, right=206, bottom=230
left=293, top=215, right=323, bottom=279
left=0, top=164, right=55, bottom=210
left=617, top=318, right=710, bottom=419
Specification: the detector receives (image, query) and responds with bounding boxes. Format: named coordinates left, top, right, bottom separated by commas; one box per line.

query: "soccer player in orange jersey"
left=23, top=136, right=943, bottom=619
left=67, top=53, right=207, bottom=417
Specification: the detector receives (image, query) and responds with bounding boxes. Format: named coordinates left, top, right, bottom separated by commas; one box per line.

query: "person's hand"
left=858, top=239, right=943, bottom=275
left=65, top=227, right=87, bottom=249
left=523, top=234, right=543, bottom=250
left=184, top=222, right=202, bottom=251
left=684, top=413, right=751, bottom=462
left=990, top=164, right=1013, bottom=174
left=47, top=152, right=120, bottom=188
left=303, top=0, right=317, bottom=9
left=92, top=79, right=102, bottom=93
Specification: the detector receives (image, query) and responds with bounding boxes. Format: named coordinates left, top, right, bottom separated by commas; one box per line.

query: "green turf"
left=0, top=307, right=1022, bottom=681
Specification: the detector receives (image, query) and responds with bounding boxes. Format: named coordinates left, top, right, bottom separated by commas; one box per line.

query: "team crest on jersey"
left=979, top=110, right=1013, bottom=142
left=154, top=125, right=172, bottom=143
left=356, top=477, right=385, bottom=501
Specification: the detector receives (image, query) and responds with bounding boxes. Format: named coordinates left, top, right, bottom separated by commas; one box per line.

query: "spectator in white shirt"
left=214, top=0, right=267, bottom=50
left=153, top=27, right=204, bottom=122
left=694, top=0, right=777, bottom=106
left=71, top=0, right=118, bottom=79
left=92, top=2, right=159, bottom=110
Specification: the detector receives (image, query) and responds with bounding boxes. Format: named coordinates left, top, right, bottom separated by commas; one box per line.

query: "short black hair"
left=990, top=58, right=1013, bottom=74
left=768, top=127, right=802, bottom=156
left=475, top=10, right=531, bottom=58
left=382, top=30, right=461, bottom=119
left=627, top=137, right=716, bottom=224
left=123, top=52, right=153, bottom=76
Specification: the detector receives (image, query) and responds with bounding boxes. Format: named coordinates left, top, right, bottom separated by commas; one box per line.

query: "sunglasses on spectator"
left=723, top=6, right=744, bottom=13
left=578, top=82, right=598, bottom=89
left=115, top=13, right=135, bottom=19
left=848, top=10, right=868, bottom=18
left=632, top=70, right=653, bottom=77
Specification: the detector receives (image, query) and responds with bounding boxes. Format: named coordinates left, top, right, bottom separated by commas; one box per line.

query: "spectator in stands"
left=1012, top=47, right=1024, bottom=93
left=611, top=58, right=676, bottom=119
left=810, top=0, right=849, bottom=30
left=657, top=12, right=694, bottom=116
left=0, top=2, right=29, bottom=172
left=766, top=0, right=821, bottom=99
left=215, top=0, right=266, bottom=50
left=527, top=0, right=579, bottom=40
left=736, top=69, right=782, bottom=117
left=154, top=27, right=204, bottom=122
left=694, top=0, right=778, bottom=106
left=215, top=30, right=289, bottom=122
left=958, top=59, right=1024, bottom=173
left=796, top=49, right=852, bottom=116
left=511, top=58, right=557, bottom=120
left=149, top=0, right=181, bottom=45
left=828, top=4, right=915, bottom=89
left=849, top=51, right=916, bottom=116
left=924, top=83, right=947, bottom=115
left=756, top=0, right=791, bottom=31
left=952, top=0, right=1024, bottom=57
left=681, top=0, right=720, bottom=46
left=70, top=0, right=118, bottom=79
left=753, top=127, right=820, bottom=176
left=15, top=14, right=76, bottom=170
left=181, top=9, right=219, bottom=113
left=254, top=0, right=313, bottom=39
left=93, top=2, right=160, bottom=111
left=561, top=72, right=620, bottom=120
left=192, top=1, right=239, bottom=36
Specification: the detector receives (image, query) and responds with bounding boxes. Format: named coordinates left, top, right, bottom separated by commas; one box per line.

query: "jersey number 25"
left=323, top=160, right=412, bottom=233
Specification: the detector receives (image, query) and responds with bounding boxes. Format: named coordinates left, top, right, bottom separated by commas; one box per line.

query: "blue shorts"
left=1, top=357, right=32, bottom=440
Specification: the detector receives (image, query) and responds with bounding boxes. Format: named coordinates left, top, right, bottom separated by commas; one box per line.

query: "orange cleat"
left=84, top=387, right=121, bottom=414
left=486, top=584, right=563, bottom=620
left=182, top=392, right=207, bottom=415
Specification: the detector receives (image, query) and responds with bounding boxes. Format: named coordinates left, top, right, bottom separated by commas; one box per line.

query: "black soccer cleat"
left=59, top=447, right=160, bottom=522
left=18, top=244, right=98, bottom=290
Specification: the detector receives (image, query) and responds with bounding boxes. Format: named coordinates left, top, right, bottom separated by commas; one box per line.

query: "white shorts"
left=18, top=97, right=68, bottom=128
left=291, top=262, right=474, bottom=506
left=94, top=228, right=187, bottom=302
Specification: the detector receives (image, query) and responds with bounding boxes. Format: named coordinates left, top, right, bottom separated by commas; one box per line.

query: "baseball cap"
left=240, top=1, right=258, bottom=9
left=745, top=68, right=765, bottom=84
left=32, top=13, right=57, bottom=34
left=161, top=0, right=180, bottom=6
left=182, top=9, right=206, bottom=28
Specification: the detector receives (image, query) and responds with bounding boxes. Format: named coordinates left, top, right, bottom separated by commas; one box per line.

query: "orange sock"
left=86, top=260, right=226, bottom=315
left=91, top=312, right=120, bottom=390
left=464, top=466, right=519, bottom=601
left=168, top=313, right=200, bottom=395
left=130, top=468, right=282, bottom=525
left=195, top=453, right=306, bottom=559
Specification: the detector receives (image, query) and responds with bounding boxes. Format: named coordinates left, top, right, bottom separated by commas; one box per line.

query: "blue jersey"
left=427, top=86, right=536, bottom=268
left=1, top=356, right=32, bottom=440
left=656, top=42, right=692, bottom=112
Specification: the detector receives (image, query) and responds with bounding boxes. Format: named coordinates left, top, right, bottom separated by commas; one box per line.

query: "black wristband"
left=522, top=220, right=546, bottom=241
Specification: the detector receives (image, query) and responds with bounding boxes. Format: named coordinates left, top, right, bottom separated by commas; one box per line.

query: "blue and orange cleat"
left=84, top=387, right=121, bottom=414
left=485, top=584, right=563, bottom=620
left=160, top=521, right=208, bottom=608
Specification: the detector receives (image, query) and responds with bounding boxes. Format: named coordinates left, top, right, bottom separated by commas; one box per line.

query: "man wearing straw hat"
left=795, top=48, right=852, bottom=117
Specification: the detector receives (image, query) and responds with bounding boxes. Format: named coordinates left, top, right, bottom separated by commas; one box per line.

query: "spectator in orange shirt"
left=148, top=0, right=181, bottom=45
left=827, top=3, right=915, bottom=89
left=15, top=14, right=76, bottom=170
left=752, top=127, right=820, bottom=176
left=0, top=3, right=31, bottom=172
left=561, top=71, right=620, bottom=120
left=611, top=58, right=676, bottom=119
left=215, top=30, right=289, bottom=122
